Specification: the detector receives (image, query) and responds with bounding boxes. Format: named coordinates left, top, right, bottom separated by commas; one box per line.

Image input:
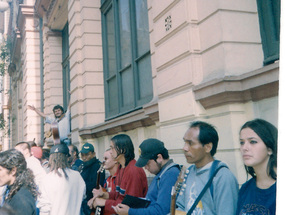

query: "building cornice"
left=79, top=100, right=159, bottom=139
left=193, top=62, right=279, bottom=109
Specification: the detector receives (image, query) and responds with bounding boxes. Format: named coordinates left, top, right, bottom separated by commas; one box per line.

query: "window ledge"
left=79, top=99, right=159, bottom=139
left=193, top=62, right=279, bottom=109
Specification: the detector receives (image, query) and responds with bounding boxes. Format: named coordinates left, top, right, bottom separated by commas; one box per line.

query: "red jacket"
left=105, top=159, right=148, bottom=214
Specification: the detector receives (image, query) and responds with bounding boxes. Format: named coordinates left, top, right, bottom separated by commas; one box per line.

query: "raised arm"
left=27, top=105, right=48, bottom=119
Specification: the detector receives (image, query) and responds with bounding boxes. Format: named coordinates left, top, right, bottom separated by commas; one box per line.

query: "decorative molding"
left=193, top=62, right=279, bottom=109
left=35, top=0, right=51, bottom=18
left=79, top=101, right=159, bottom=139
left=46, top=0, right=68, bottom=30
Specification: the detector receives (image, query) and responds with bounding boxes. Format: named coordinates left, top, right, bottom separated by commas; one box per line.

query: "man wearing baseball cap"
left=79, top=143, right=105, bottom=215
left=38, top=144, right=86, bottom=215
left=114, top=138, right=181, bottom=215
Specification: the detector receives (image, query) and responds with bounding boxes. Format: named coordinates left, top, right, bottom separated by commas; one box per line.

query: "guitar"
left=51, top=121, right=60, bottom=145
left=170, top=166, right=186, bottom=215
left=91, top=162, right=105, bottom=215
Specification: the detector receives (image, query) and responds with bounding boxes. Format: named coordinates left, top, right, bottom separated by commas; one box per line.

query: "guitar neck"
left=170, top=194, right=177, bottom=215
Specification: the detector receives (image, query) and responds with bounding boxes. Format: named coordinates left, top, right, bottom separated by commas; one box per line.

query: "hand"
left=87, top=197, right=95, bottom=209
left=27, top=105, right=36, bottom=111
left=92, top=198, right=106, bottom=208
left=113, top=204, right=130, bottom=215
left=92, top=186, right=104, bottom=199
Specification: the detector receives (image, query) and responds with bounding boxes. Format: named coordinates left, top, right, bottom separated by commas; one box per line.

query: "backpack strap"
left=157, top=162, right=180, bottom=189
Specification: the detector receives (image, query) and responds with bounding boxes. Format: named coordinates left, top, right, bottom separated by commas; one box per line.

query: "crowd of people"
left=0, top=117, right=277, bottom=215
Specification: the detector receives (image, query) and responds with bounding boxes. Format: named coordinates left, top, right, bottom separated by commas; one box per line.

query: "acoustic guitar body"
left=51, top=121, right=60, bottom=145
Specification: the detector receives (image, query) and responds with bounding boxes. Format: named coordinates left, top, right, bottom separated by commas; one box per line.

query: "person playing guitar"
left=28, top=102, right=71, bottom=145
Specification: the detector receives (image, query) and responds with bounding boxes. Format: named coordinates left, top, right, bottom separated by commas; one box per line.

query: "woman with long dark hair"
left=89, top=134, right=148, bottom=215
left=236, top=119, right=277, bottom=215
left=0, top=149, right=38, bottom=215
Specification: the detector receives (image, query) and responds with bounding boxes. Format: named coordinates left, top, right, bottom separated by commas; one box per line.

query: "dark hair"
left=240, top=118, right=277, bottom=180
left=49, top=152, right=70, bottom=179
left=190, top=121, right=219, bottom=156
left=158, top=148, right=169, bottom=160
left=111, top=134, right=135, bottom=166
left=0, top=149, right=38, bottom=201
left=53, top=105, right=64, bottom=113
left=70, top=144, right=79, bottom=158
left=42, top=148, right=50, bottom=160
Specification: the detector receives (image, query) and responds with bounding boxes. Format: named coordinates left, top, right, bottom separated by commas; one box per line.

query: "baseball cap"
left=80, top=143, right=94, bottom=154
left=136, top=138, right=167, bottom=167
left=50, top=144, right=70, bottom=156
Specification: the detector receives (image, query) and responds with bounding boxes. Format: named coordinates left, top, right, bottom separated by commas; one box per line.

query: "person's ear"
left=204, top=142, right=213, bottom=154
left=156, top=154, right=163, bottom=163
left=268, top=148, right=273, bottom=156
left=10, top=167, right=17, bottom=176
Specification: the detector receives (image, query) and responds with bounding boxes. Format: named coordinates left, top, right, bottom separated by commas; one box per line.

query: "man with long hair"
left=0, top=149, right=38, bottom=215
left=89, top=134, right=148, bottom=214
left=114, top=138, right=180, bottom=215
left=38, top=144, right=86, bottom=215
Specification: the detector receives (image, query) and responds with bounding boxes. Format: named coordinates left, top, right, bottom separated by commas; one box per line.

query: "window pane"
left=108, top=77, right=118, bottom=114
left=135, top=0, right=150, bottom=56
left=121, top=67, right=134, bottom=108
left=137, top=55, right=152, bottom=100
left=119, top=0, right=131, bottom=68
left=106, top=7, right=116, bottom=77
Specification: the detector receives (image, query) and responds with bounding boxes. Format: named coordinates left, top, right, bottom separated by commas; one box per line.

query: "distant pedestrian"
left=68, top=144, right=83, bottom=171
left=0, top=149, right=38, bottom=215
left=41, top=148, right=50, bottom=173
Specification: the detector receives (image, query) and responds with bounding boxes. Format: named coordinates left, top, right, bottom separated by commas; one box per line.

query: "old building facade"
left=1, top=0, right=280, bottom=184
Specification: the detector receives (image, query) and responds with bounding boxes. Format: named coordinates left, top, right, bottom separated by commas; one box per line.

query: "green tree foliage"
left=0, top=38, right=10, bottom=76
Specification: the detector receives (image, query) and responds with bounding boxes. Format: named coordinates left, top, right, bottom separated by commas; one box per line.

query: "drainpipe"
left=39, top=17, right=44, bottom=146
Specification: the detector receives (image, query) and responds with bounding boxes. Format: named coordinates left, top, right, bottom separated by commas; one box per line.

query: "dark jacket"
left=80, top=157, right=105, bottom=215
left=71, top=158, right=83, bottom=171
left=4, top=186, right=36, bottom=215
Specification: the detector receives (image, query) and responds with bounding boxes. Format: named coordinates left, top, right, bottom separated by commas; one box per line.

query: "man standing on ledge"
left=114, top=138, right=180, bottom=215
left=28, top=103, right=71, bottom=145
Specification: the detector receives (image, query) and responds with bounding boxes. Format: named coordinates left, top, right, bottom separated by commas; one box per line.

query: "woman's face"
left=0, top=166, right=15, bottom=186
left=240, top=128, right=272, bottom=170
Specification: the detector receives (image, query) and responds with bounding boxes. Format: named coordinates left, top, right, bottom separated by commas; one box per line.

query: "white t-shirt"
left=38, top=168, right=86, bottom=215
left=45, top=109, right=71, bottom=141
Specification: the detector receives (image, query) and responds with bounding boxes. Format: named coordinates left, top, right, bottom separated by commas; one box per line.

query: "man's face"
left=183, top=127, right=210, bottom=168
left=109, top=141, right=118, bottom=160
left=81, top=151, right=95, bottom=162
left=68, top=146, right=76, bottom=163
left=103, top=151, right=117, bottom=170
left=53, top=108, right=63, bottom=118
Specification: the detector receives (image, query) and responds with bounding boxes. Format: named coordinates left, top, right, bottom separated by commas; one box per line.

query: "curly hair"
left=0, top=149, right=38, bottom=201
left=49, top=152, right=70, bottom=179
